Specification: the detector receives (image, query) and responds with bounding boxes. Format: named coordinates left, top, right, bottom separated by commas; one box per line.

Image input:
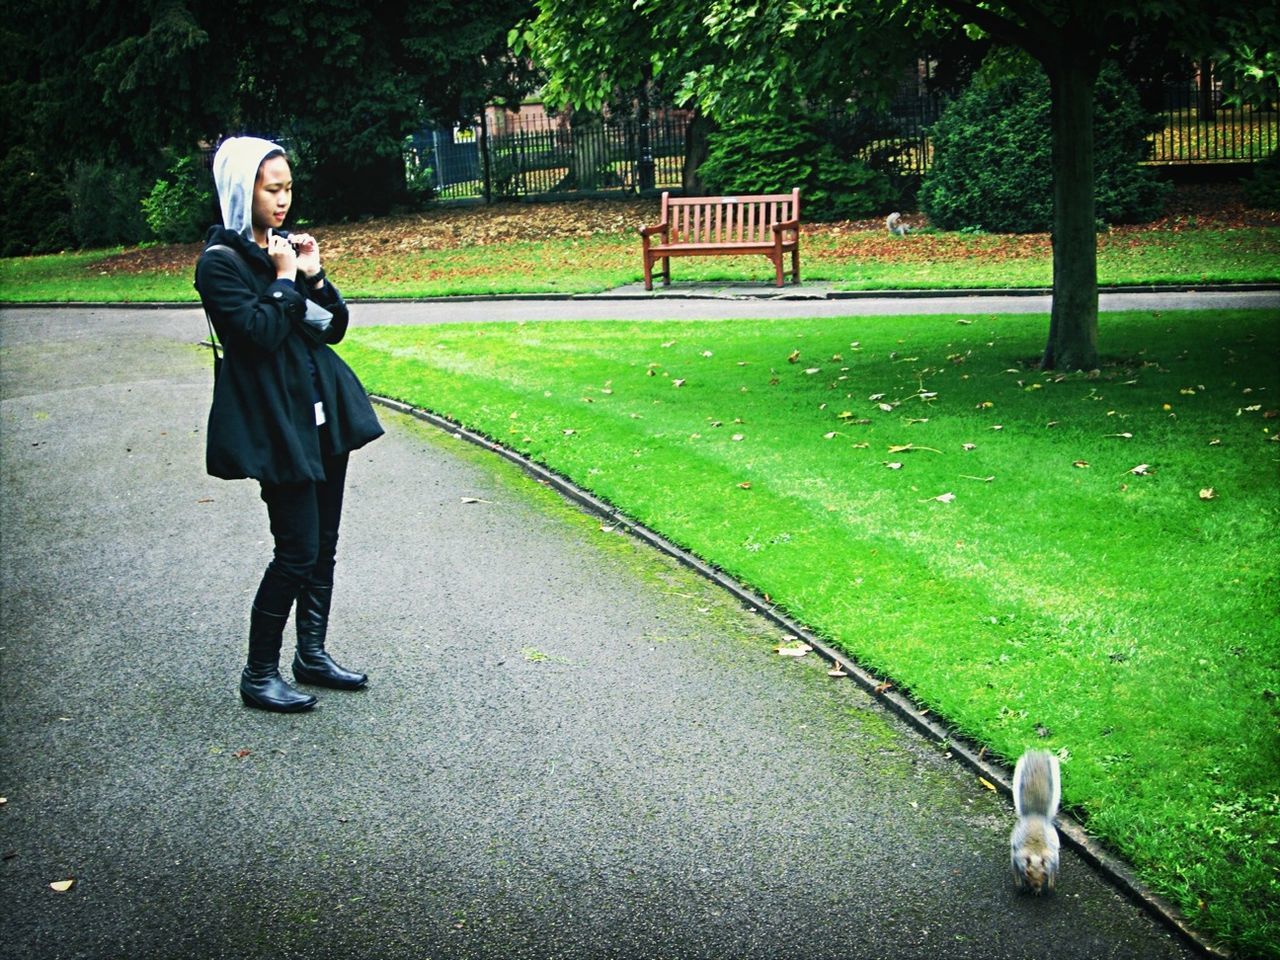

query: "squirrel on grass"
left=1010, top=749, right=1061, bottom=894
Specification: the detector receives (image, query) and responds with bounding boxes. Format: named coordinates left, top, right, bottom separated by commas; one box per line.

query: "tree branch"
left=930, top=0, right=1053, bottom=64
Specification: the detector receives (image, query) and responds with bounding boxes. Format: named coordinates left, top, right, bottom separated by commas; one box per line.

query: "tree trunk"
left=1042, top=57, right=1100, bottom=371
left=1196, top=58, right=1215, bottom=122
left=311, top=147, right=407, bottom=220
left=682, top=110, right=714, bottom=195
left=570, top=109, right=606, bottom=190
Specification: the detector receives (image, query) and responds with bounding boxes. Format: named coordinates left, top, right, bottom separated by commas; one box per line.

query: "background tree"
left=0, top=0, right=538, bottom=244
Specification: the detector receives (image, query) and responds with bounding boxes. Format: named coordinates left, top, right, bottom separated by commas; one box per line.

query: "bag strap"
left=199, top=244, right=241, bottom=367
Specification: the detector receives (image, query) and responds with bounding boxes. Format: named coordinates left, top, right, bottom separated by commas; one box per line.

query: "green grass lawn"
left=337, top=308, right=1280, bottom=959
left=0, top=226, right=1275, bottom=301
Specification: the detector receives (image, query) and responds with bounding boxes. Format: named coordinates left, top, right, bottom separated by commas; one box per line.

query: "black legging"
left=253, top=447, right=350, bottom=616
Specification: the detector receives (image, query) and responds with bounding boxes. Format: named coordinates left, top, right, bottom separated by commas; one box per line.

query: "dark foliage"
left=698, top=115, right=896, bottom=221
left=919, top=57, right=1170, bottom=233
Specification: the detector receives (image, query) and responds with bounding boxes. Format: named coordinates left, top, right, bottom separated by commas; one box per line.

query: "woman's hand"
left=267, top=231, right=298, bottom=280
left=291, top=233, right=322, bottom=280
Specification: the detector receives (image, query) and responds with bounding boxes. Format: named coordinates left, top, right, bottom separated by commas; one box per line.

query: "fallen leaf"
left=961, top=475, right=995, bottom=482
left=1208, top=438, right=1222, bottom=446
left=672, top=379, right=685, bottom=388
left=1105, top=432, right=1134, bottom=439
left=884, top=461, right=904, bottom=470
left=738, top=482, right=752, bottom=489
left=823, top=431, right=838, bottom=440
left=874, top=681, right=894, bottom=694
left=460, top=497, right=492, bottom=504
left=562, top=429, right=576, bottom=436
left=804, top=368, right=821, bottom=375
left=1130, top=463, right=1152, bottom=476
left=233, top=749, right=251, bottom=759
left=776, top=641, right=812, bottom=657
left=978, top=777, right=997, bottom=792
left=731, top=433, right=745, bottom=441
left=49, top=879, right=75, bottom=892
left=962, top=443, right=977, bottom=451
left=828, top=664, right=849, bottom=678
left=787, top=350, right=801, bottom=363
left=1199, top=488, right=1216, bottom=500
left=1073, top=460, right=1090, bottom=468
left=878, top=403, right=894, bottom=412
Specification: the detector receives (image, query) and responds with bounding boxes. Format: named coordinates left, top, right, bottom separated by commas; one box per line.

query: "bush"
left=1243, top=150, right=1280, bottom=209
left=698, top=115, right=896, bottom=221
left=142, top=153, right=214, bottom=244
left=67, top=160, right=150, bottom=248
left=0, top=146, right=72, bottom=257
left=919, top=56, right=1169, bottom=232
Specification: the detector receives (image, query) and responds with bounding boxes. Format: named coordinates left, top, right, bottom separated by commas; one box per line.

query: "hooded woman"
left=196, top=136, right=384, bottom=713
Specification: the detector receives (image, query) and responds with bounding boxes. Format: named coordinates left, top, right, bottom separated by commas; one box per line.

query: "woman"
left=196, top=136, right=384, bottom=713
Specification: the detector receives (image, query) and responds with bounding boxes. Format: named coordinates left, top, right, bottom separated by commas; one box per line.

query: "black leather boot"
left=292, top=583, right=368, bottom=690
left=240, top=605, right=318, bottom=712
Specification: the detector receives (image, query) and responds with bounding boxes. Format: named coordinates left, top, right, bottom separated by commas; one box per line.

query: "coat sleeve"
left=196, top=251, right=306, bottom=352
left=305, top=277, right=351, bottom=345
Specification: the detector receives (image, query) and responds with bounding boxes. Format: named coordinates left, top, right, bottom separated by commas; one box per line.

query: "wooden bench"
left=639, top=189, right=801, bottom=290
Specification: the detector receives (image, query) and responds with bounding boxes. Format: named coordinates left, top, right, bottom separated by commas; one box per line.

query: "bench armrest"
left=772, top=218, right=800, bottom=236
left=639, top=222, right=669, bottom=239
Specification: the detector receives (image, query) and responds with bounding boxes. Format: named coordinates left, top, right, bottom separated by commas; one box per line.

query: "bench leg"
left=774, top=253, right=784, bottom=287
left=662, top=256, right=670, bottom=287
left=792, top=247, right=800, bottom=285
left=643, top=251, right=653, bottom=291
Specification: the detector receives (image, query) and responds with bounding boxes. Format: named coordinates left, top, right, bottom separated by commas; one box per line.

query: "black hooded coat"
left=195, top=225, right=384, bottom=485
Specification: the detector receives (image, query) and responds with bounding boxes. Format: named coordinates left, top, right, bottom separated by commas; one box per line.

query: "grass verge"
left=337, top=308, right=1280, bottom=958
left=0, top=226, right=1275, bottom=302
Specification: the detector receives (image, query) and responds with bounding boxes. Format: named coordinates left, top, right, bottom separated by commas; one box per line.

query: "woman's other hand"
left=291, top=233, right=321, bottom=279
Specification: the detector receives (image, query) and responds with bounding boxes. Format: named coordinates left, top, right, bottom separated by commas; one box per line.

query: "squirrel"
left=885, top=212, right=909, bottom=236
left=1010, top=749, right=1061, bottom=894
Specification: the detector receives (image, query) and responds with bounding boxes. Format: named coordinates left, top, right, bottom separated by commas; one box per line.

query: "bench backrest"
left=662, top=189, right=800, bottom=244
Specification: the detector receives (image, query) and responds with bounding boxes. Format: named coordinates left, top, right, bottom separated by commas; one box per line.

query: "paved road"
left=0, top=301, right=1218, bottom=959
left=342, top=285, right=1279, bottom=326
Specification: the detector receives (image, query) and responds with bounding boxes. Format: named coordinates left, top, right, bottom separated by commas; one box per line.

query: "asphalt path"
left=345, top=286, right=1279, bottom=325
left=0, top=297, right=1235, bottom=959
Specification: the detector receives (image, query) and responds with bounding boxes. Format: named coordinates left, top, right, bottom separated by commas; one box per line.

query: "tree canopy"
left=1, top=0, right=538, bottom=220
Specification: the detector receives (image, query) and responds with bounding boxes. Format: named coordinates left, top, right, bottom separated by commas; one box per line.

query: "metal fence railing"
left=409, top=74, right=1274, bottom=202
left=412, top=112, right=689, bottom=202
left=1145, top=81, right=1278, bottom=164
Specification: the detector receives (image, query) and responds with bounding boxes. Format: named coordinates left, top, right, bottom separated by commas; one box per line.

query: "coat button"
left=273, top=291, right=283, bottom=299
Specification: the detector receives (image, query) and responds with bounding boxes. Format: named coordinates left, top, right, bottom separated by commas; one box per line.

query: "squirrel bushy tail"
left=1010, top=749, right=1061, bottom=894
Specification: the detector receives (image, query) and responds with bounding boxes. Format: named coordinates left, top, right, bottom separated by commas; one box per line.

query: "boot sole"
left=239, top=689, right=317, bottom=712
left=292, top=670, right=368, bottom=691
